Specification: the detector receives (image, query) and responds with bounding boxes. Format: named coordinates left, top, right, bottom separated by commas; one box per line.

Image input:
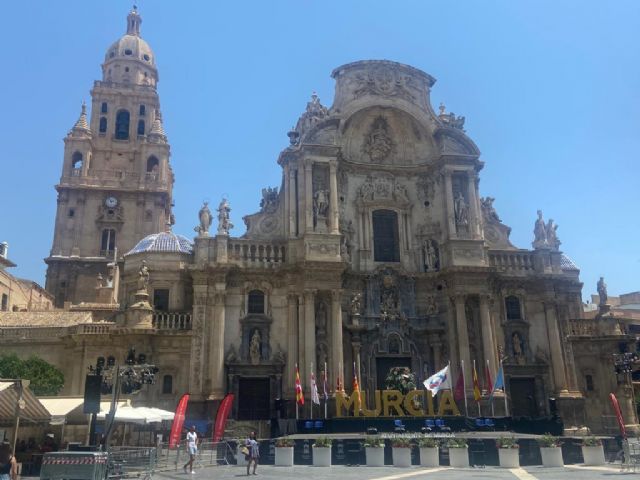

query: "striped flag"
left=490, top=364, right=504, bottom=397
left=310, top=369, right=320, bottom=405
left=485, top=360, right=493, bottom=394
left=322, top=364, right=329, bottom=401
left=295, top=364, right=305, bottom=405
left=472, top=360, right=481, bottom=402
left=353, top=362, right=362, bottom=409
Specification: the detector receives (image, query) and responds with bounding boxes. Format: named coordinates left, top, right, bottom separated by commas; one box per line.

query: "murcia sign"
left=336, top=389, right=461, bottom=417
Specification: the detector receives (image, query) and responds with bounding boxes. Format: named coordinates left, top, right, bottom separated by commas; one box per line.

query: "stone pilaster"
left=330, top=289, right=344, bottom=388
left=208, top=290, right=226, bottom=399
left=329, top=160, right=339, bottom=234
left=454, top=294, right=472, bottom=389
left=303, top=289, right=316, bottom=393
left=190, top=281, right=209, bottom=397
left=544, top=301, right=568, bottom=393
left=304, top=162, right=313, bottom=233
left=480, top=295, right=498, bottom=376
left=444, top=170, right=456, bottom=237
left=467, top=172, right=481, bottom=238
left=287, top=293, right=299, bottom=395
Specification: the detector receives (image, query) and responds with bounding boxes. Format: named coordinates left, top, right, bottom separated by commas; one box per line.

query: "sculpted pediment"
left=435, top=128, right=480, bottom=157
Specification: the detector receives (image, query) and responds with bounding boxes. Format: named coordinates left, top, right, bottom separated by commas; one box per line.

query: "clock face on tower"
left=105, top=196, right=118, bottom=208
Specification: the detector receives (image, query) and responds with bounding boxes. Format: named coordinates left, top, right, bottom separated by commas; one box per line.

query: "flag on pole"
left=311, top=369, right=320, bottom=405
left=423, top=365, right=451, bottom=396
left=322, top=364, right=329, bottom=401
left=353, top=362, right=362, bottom=409
left=336, top=361, right=343, bottom=393
left=490, top=364, right=504, bottom=397
left=295, top=364, right=305, bottom=406
left=453, top=370, right=465, bottom=402
left=472, top=361, right=481, bottom=402
left=485, top=360, right=493, bottom=394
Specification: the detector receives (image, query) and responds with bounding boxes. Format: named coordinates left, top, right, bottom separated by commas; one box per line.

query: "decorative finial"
left=71, top=100, right=90, bottom=134
left=126, top=5, right=142, bottom=36
left=439, top=102, right=446, bottom=115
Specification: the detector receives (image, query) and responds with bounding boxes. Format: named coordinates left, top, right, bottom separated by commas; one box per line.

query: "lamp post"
left=613, top=352, right=639, bottom=422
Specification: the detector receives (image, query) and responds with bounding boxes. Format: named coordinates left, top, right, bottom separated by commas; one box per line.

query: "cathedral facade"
left=1, top=8, right=637, bottom=435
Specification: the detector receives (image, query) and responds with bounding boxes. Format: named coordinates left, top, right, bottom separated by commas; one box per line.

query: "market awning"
left=0, top=381, right=50, bottom=425
left=39, top=397, right=85, bottom=425
left=96, top=405, right=174, bottom=425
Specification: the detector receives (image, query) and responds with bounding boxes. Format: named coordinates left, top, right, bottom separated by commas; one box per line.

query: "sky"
left=0, top=0, right=638, bottom=301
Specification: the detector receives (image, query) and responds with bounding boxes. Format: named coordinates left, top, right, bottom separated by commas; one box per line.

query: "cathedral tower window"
left=372, top=209, right=400, bottom=262
left=100, top=229, right=116, bottom=256
left=146, top=156, right=159, bottom=173
left=137, top=120, right=145, bottom=136
left=505, top=296, right=522, bottom=320
left=248, top=290, right=265, bottom=314
left=162, top=375, right=173, bottom=394
left=115, top=110, right=130, bottom=140
left=99, top=117, right=107, bottom=133
left=1, top=294, right=7, bottom=311
left=139, top=105, right=146, bottom=116
left=101, top=102, right=108, bottom=113
left=71, top=152, right=83, bottom=175
left=153, top=289, right=169, bottom=311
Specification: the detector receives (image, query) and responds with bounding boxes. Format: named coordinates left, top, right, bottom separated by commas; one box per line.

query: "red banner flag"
left=453, top=370, right=465, bottom=402
left=484, top=360, right=493, bottom=394
left=213, top=394, right=234, bottom=442
left=609, top=393, right=627, bottom=439
left=295, top=364, right=305, bottom=405
left=472, top=361, right=481, bottom=402
left=168, top=393, right=189, bottom=448
left=353, top=362, right=362, bottom=409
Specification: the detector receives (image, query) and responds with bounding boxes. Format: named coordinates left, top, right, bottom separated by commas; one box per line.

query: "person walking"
left=182, top=425, right=198, bottom=474
left=0, top=444, right=17, bottom=480
left=245, top=432, right=259, bottom=476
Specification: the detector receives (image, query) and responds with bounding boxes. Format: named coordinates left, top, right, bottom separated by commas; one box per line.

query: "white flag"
left=423, top=365, right=451, bottom=396
left=310, top=371, right=320, bottom=405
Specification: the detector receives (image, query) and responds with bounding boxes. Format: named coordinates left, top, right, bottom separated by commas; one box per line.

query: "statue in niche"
left=546, top=219, right=561, bottom=250
left=340, top=220, right=355, bottom=261
left=217, top=198, right=233, bottom=235
left=137, top=260, right=150, bottom=292
left=316, top=302, right=327, bottom=336
left=380, top=274, right=398, bottom=319
left=532, top=210, right=547, bottom=249
left=597, top=277, right=608, bottom=306
left=481, top=197, right=501, bottom=223
left=359, top=175, right=375, bottom=201
left=249, top=329, right=261, bottom=365
left=512, top=332, right=525, bottom=364
left=426, top=296, right=438, bottom=315
left=423, top=239, right=440, bottom=272
left=313, top=189, right=329, bottom=226
left=393, top=182, right=409, bottom=202
left=194, top=201, right=212, bottom=236
left=363, top=116, right=394, bottom=162
left=350, top=292, right=362, bottom=316
left=316, top=343, right=328, bottom=372
left=454, top=192, right=469, bottom=226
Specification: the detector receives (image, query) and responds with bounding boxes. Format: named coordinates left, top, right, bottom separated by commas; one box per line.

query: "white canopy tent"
left=96, top=405, right=174, bottom=425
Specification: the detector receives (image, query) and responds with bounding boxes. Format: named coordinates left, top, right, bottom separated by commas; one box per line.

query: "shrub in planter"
left=581, top=437, right=605, bottom=466
left=538, top=434, right=563, bottom=467
left=391, top=438, right=412, bottom=467
left=444, top=438, right=469, bottom=468
left=364, top=437, right=385, bottom=467
left=274, top=438, right=295, bottom=466
left=496, top=437, right=519, bottom=468
left=417, top=437, right=439, bottom=467
left=312, top=437, right=332, bottom=467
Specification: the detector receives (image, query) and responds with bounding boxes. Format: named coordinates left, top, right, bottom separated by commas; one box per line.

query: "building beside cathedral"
left=0, top=7, right=637, bottom=436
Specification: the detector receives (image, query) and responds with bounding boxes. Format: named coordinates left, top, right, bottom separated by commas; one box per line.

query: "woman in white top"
left=183, top=425, right=198, bottom=474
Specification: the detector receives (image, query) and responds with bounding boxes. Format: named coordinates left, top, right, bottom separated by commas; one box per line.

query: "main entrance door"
left=376, top=357, right=412, bottom=391
left=238, top=378, right=270, bottom=420
left=509, top=377, right=538, bottom=417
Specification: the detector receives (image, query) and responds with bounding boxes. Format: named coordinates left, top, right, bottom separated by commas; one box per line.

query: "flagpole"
left=461, top=359, right=468, bottom=417
left=502, top=358, right=509, bottom=416
left=324, top=362, right=328, bottom=420
left=295, top=363, right=299, bottom=420
left=474, top=360, right=481, bottom=417
left=310, top=362, right=313, bottom=420
left=487, top=359, right=495, bottom=417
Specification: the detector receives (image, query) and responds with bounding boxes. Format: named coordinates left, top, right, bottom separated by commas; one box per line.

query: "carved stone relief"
left=362, top=116, right=395, bottom=163
left=353, top=66, right=416, bottom=101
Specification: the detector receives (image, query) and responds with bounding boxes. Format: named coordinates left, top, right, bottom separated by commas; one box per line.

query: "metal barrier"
left=621, top=438, right=640, bottom=472
left=154, top=441, right=235, bottom=472
left=106, top=447, right=156, bottom=479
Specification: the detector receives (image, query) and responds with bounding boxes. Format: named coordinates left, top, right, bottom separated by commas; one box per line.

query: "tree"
left=0, top=354, right=64, bottom=395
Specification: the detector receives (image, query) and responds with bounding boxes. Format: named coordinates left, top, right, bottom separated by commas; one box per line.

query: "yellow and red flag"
left=295, top=364, right=305, bottom=405
left=353, top=362, right=362, bottom=409
left=472, top=360, right=481, bottom=402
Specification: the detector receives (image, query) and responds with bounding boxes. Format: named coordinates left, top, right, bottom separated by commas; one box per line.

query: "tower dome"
left=125, top=231, right=193, bottom=256
left=102, top=6, right=158, bottom=87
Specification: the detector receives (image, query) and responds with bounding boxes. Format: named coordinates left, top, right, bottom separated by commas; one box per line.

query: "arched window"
left=101, top=102, right=108, bottom=113
left=100, top=229, right=116, bottom=255
left=146, top=156, right=159, bottom=173
left=585, top=374, right=594, bottom=391
left=248, top=290, right=265, bottom=314
left=139, top=105, right=146, bottom=116
left=115, top=110, right=130, bottom=140
left=372, top=209, right=400, bottom=262
left=99, top=117, right=107, bottom=133
left=505, top=296, right=522, bottom=321
left=162, top=375, right=173, bottom=394
left=137, top=119, right=145, bottom=136
left=71, top=152, right=83, bottom=174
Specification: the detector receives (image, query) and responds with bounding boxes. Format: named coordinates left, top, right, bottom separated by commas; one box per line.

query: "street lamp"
left=613, top=352, right=639, bottom=421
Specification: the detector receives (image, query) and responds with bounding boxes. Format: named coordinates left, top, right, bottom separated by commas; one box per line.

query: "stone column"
left=304, top=290, right=316, bottom=394
left=304, top=162, right=313, bottom=233
left=444, top=171, right=456, bottom=237
left=447, top=306, right=459, bottom=383
left=329, top=160, right=339, bottom=234
left=288, top=166, right=297, bottom=237
left=454, top=295, right=472, bottom=389
left=208, top=291, right=226, bottom=399
left=284, top=164, right=290, bottom=236
left=331, top=290, right=344, bottom=387
left=287, top=293, right=299, bottom=396
left=432, top=340, right=442, bottom=370
left=297, top=294, right=306, bottom=374
left=467, top=173, right=481, bottom=238
left=480, top=295, right=498, bottom=376
left=190, top=282, right=209, bottom=397
left=544, top=302, right=568, bottom=392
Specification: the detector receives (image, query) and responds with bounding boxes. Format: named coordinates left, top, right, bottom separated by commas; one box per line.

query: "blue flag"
left=490, top=365, right=504, bottom=397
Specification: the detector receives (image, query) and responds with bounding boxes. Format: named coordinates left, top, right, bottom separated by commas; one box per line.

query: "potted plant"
left=364, top=436, right=385, bottom=467
left=417, top=437, right=439, bottom=467
left=312, top=437, right=332, bottom=467
left=444, top=438, right=469, bottom=468
left=391, top=438, right=412, bottom=467
left=274, top=438, right=295, bottom=466
left=496, top=437, right=519, bottom=468
left=581, top=436, right=605, bottom=466
left=538, top=434, right=563, bottom=467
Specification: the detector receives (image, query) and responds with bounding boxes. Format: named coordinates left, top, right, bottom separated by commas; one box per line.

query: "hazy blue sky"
left=1, top=1, right=638, bottom=301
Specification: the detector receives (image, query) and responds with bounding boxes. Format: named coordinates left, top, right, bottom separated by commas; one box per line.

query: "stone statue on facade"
left=546, top=219, right=561, bottom=250
left=249, top=329, right=261, bottom=365
left=295, top=92, right=329, bottom=139
left=597, top=277, right=608, bottom=306
left=350, top=292, right=362, bottom=316
left=313, top=189, right=329, bottom=219
left=512, top=332, right=525, bottom=364
left=363, top=116, right=394, bottom=162
left=532, top=210, right=548, bottom=249
left=438, top=103, right=465, bottom=130
left=340, top=220, right=355, bottom=261
left=423, top=239, right=440, bottom=272
left=194, top=201, right=212, bottom=236
left=454, top=192, right=469, bottom=226
left=260, top=187, right=278, bottom=213
left=481, top=196, right=501, bottom=223
left=137, top=260, right=150, bottom=292
left=217, top=198, right=233, bottom=235
left=316, top=301, right=327, bottom=336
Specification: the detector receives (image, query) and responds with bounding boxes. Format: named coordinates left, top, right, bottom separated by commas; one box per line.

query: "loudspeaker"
left=84, top=374, right=102, bottom=414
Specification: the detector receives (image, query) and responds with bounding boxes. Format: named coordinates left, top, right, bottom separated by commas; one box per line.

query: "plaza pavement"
left=154, top=464, right=630, bottom=480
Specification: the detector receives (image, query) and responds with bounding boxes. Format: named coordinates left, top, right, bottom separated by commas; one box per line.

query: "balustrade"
left=152, top=312, right=192, bottom=330
left=227, top=239, right=286, bottom=267
left=488, top=251, right=535, bottom=272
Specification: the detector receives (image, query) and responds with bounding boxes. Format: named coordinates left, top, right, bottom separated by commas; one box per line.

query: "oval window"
left=124, top=49, right=133, bottom=56
left=143, top=54, right=150, bottom=61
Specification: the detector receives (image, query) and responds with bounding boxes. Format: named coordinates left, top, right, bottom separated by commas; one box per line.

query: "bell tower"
left=45, top=7, right=174, bottom=307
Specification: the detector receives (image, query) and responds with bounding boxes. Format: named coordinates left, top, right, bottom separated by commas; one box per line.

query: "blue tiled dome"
left=126, top=231, right=193, bottom=256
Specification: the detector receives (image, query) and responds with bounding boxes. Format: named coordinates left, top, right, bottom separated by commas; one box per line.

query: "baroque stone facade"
left=1, top=9, right=637, bottom=434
